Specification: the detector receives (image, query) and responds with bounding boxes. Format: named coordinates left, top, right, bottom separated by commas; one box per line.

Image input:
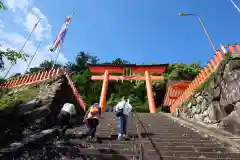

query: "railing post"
left=228, top=45, right=235, bottom=54
left=235, top=43, right=240, bottom=52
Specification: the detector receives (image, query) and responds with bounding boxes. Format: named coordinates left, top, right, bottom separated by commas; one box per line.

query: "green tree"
left=28, top=67, right=42, bottom=73
left=165, top=62, right=201, bottom=81
left=65, top=51, right=99, bottom=73
left=111, top=58, right=131, bottom=65
left=0, top=49, right=29, bottom=71
left=10, top=73, right=21, bottom=78
left=0, top=1, right=7, bottom=10
left=28, top=60, right=62, bottom=73
left=6, top=49, right=201, bottom=113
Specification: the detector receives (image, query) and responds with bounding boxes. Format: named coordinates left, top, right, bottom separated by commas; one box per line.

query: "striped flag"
left=49, top=14, right=73, bottom=52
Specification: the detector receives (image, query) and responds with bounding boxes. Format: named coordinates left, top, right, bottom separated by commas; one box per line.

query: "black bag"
left=116, top=102, right=126, bottom=117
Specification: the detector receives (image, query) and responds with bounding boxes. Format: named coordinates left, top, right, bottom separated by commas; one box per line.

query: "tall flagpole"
left=24, top=41, right=42, bottom=73
left=52, top=41, right=62, bottom=69
left=230, top=0, right=240, bottom=12
left=52, top=12, right=74, bottom=69
left=3, top=18, right=42, bottom=79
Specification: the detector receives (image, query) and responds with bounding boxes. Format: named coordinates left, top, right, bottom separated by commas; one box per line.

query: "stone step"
left=10, top=112, right=240, bottom=159
left=54, top=145, right=240, bottom=159
left=70, top=141, right=228, bottom=153
left=64, top=137, right=230, bottom=153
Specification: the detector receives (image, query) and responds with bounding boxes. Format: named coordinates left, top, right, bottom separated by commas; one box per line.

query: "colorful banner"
left=49, top=15, right=72, bottom=52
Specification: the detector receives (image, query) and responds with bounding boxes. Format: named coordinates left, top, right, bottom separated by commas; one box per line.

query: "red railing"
left=163, top=81, right=191, bottom=106
left=0, top=68, right=86, bottom=111
left=170, top=44, right=240, bottom=113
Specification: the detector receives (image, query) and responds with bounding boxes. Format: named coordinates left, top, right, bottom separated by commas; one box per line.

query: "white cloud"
left=2, top=32, right=27, bottom=45
left=13, top=16, right=24, bottom=24
left=24, top=7, right=52, bottom=41
left=5, top=0, right=52, bottom=41
left=0, top=20, right=3, bottom=29
left=4, top=0, right=31, bottom=13
left=0, top=1, right=68, bottom=78
left=0, top=32, right=67, bottom=77
left=32, top=7, right=45, bottom=19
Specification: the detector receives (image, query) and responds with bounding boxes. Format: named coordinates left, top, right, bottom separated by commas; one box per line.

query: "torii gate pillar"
left=145, top=70, right=156, bottom=113
left=99, top=70, right=109, bottom=112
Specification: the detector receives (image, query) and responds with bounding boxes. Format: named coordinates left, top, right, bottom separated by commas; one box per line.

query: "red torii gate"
left=88, top=64, right=168, bottom=113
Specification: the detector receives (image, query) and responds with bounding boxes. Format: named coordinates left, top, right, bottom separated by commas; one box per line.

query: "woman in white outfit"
left=115, top=97, right=132, bottom=140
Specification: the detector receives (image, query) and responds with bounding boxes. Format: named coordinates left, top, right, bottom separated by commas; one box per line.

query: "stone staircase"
left=136, top=113, right=240, bottom=159
left=10, top=112, right=240, bottom=159
left=64, top=112, right=140, bottom=159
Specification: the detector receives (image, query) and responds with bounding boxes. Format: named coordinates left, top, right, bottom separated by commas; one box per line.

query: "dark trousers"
left=58, top=110, right=70, bottom=136
left=87, top=118, right=99, bottom=138
left=120, top=115, right=128, bottom=134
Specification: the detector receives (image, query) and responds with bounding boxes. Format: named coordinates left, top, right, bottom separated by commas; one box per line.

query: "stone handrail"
left=170, top=44, right=240, bottom=113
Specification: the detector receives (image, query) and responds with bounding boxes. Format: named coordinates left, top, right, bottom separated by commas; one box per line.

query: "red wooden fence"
left=170, top=44, right=240, bottom=113
left=163, top=81, right=191, bottom=106
left=0, top=68, right=86, bottom=111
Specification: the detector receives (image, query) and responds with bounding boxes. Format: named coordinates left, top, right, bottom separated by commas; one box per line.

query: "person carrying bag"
left=115, top=97, right=132, bottom=140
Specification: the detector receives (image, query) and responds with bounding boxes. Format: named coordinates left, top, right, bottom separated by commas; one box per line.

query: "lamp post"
left=178, top=13, right=217, bottom=54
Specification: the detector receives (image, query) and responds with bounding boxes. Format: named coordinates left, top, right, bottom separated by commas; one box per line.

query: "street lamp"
left=178, top=13, right=217, bottom=54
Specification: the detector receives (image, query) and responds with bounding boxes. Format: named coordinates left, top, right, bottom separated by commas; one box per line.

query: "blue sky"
left=0, top=0, right=240, bottom=76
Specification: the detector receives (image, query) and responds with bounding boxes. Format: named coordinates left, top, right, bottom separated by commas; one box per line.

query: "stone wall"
left=175, top=55, right=240, bottom=136
left=0, top=74, right=85, bottom=148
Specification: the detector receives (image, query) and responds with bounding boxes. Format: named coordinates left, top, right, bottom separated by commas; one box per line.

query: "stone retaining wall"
left=174, top=55, right=240, bottom=136
left=0, top=75, right=85, bottom=148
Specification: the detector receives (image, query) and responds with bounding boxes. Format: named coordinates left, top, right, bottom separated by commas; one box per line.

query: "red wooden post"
left=31, top=73, right=38, bottom=83
left=26, top=74, right=32, bottom=84
left=29, top=74, right=35, bottom=83
left=228, top=45, right=235, bottom=54
left=210, top=58, right=217, bottom=69
left=7, top=80, right=14, bottom=88
left=18, top=76, right=24, bottom=86
left=39, top=71, right=45, bottom=81
left=56, top=67, right=61, bottom=75
left=51, top=69, right=56, bottom=77
left=42, top=71, right=48, bottom=80
left=235, top=43, right=240, bottom=52
left=47, top=69, right=53, bottom=79
left=216, top=50, right=224, bottom=60
left=207, top=62, right=213, bottom=72
left=35, top=71, right=42, bottom=82
left=214, top=54, right=221, bottom=66
left=13, top=77, right=21, bottom=86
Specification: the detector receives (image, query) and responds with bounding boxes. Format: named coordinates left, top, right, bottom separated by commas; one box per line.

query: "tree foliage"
left=164, top=62, right=201, bottom=81
left=0, top=1, right=7, bottom=10
left=27, top=60, right=62, bottom=73
left=1, top=49, right=201, bottom=112
left=0, top=49, right=29, bottom=71
left=61, top=51, right=200, bottom=111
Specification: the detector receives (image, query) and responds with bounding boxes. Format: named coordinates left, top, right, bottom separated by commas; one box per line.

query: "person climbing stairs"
left=12, top=112, right=240, bottom=159
left=63, top=112, right=240, bottom=159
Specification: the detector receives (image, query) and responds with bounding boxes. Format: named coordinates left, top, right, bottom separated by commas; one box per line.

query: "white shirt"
left=115, top=100, right=132, bottom=116
left=61, top=103, right=76, bottom=115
